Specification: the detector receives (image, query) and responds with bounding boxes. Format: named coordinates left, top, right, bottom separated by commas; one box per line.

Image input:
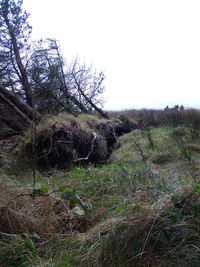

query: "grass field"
left=1, top=122, right=200, bottom=266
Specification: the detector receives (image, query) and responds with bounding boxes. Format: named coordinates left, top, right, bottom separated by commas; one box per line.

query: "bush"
left=142, top=127, right=156, bottom=149
left=170, top=127, right=193, bottom=161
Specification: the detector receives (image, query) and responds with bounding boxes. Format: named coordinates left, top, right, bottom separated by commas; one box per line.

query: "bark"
left=63, top=89, right=88, bottom=113
left=0, top=91, right=33, bottom=126
left=0, top=84, right=42, bottom=121
left=0, top=115, right=24, bottom=132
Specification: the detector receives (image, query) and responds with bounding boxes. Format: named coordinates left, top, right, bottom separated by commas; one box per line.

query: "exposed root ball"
left=97, top=121, right=118, bottom=155
left=34, top=126, right=74, bottom=169
left=26, top=123, right=108, bottom=170
left=24, top=113, right=137, bottom=170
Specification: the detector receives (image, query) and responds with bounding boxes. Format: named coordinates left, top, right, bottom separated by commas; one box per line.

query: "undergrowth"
left=1, top=124, right=200, bottom=266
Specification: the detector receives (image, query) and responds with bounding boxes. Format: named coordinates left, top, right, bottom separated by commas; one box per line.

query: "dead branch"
left=72, top=73, right=109, bottom=119
left=74, top=132, right=97, bottom=162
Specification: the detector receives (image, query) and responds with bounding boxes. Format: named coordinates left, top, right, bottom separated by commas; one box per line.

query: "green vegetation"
left=1, top=1, right=200, bottom=264
left=1, top=1, right=200, bottom=265
left=1, top=111, right=200, bottom=266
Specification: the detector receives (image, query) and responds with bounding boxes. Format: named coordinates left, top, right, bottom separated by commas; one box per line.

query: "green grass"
left=1, top=126, right=200, bottom=266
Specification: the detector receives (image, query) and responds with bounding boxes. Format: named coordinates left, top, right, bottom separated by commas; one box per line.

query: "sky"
left=23, top=0, right=200, bottom=110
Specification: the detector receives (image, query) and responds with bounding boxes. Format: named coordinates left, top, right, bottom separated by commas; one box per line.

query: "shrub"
left=183, top=109, right=200, bottom=139
left=170, top=127, right=193, bottom=161
left=142, top=127, right=156, bottom=149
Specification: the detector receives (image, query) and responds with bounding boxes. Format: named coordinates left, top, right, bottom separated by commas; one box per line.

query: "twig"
left=0, top=231, right=18, bottom=237
left=191, top=244, right=200, bottom=251
left=36, top=135, right=53, bottom=160
left=6, top=209, right=13, bottom=233
left=133, top=140, right=148, bottom=161
left=32, top=109, right=36, bottom=187
left=140, top=212, right=160, bottom=259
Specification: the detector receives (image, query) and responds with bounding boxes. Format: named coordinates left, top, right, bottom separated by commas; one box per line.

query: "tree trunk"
left=0, top=115, right=24, bottom=132
left=63, top=89, right=88, bottom=113
left=53, top=41, right=88, bottom=113
left=0, top=84, right=42, bottom=121
left=4, top=11, right=33, bottom=107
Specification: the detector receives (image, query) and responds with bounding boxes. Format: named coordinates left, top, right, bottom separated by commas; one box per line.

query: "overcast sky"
left=23, top=0, right=200, bottom=110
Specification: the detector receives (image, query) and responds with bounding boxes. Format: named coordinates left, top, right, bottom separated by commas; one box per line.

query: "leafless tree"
left=67, top=58, right=108, bottom=118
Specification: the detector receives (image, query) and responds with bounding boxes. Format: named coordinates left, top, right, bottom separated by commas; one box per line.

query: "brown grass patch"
left=0, top=187, right=88, bottom=238
left=80, top=187, right=200, bottom=266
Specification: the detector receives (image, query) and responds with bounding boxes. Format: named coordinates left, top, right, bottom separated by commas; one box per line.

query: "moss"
left=78, top=113, right=103, bottom=125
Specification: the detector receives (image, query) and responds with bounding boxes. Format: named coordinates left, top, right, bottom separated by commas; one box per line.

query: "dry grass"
left=80, top=186, right=200, bottom=266
left=0, top=185, right=88, bottom=237
left=2, top=110, right=200, bottom=266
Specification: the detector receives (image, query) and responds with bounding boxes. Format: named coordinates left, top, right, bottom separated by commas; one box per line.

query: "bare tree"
left=67, top=58, right=109, bottom=119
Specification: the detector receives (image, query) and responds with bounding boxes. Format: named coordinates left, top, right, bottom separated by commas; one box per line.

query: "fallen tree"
left=0, top=84, right=42, bottom=124
left=0, top=86, right=137, bottom=168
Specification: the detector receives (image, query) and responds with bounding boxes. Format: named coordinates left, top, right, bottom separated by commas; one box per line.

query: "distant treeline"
left=108, top=105, right=200, bottom=129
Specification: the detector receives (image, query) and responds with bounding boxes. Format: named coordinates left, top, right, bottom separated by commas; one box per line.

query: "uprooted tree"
left=0, top=0, right=138, bottom=170
left=0, top=0, right=108, bottom=129
left=0, top=83, right=137, bottom=169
